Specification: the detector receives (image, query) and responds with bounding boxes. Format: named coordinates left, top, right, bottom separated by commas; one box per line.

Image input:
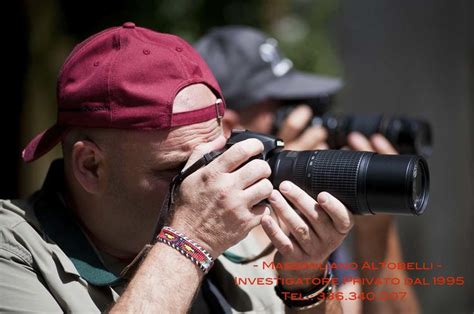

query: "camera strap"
left=223, top=243, right=275, bottom=264
left=169, top=150, right=224, bottom=205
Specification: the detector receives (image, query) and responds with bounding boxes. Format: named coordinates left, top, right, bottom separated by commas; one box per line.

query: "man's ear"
left=71, top=140, right=106, bottom=195
left=223, top=109, right=241, bottom=137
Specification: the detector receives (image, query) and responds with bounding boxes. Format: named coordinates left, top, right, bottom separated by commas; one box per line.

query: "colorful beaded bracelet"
left=156, top=226, right=214, bottom=274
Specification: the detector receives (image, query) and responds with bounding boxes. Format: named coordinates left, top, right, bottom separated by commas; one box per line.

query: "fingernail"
left=280, top=181, right=291, bottom=192
left=269, top=190, right=278, bottom=201
left=319, top=193, right=329, bottom=205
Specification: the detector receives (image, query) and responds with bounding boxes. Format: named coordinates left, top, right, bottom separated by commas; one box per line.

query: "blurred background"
left=4, top=0, right=472, bottom=312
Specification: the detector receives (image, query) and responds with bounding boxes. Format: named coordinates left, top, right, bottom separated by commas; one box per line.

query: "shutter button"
left=123, top=22, right=136, bottom=29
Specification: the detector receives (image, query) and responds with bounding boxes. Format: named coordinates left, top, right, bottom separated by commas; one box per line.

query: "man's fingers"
left=347, top=132, right=374, bottom=152
left=278, top=181, right=316, bottom=219
left=316, top=192, right=354, bottom=235
left=315, top=142, right=329, bottom=150
left=183, top=135, right=227, bottom=170
left=235, top=159, right=272, bottom=189
left=285, top=126, right=328, bottom=151
left=214, top=138, right=264, bottom=172
left=277, top=181, right=332, bottom=238
left=277, top=105, right=312, bottom=142
left=261, top=215, right=300, bottom=256
left=269, top=189, right=316, bottom=254
left=247, top=204, right=271, bottom=229
left=371, top=134, right=398, bottom=154
left=243, top=179, right=274, bottom=207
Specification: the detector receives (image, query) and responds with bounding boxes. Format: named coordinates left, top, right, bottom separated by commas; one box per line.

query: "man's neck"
left=64, top=186, right=144, bottom=262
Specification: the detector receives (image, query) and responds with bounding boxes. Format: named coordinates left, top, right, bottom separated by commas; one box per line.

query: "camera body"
left=225, top=129, right=284, bottom=159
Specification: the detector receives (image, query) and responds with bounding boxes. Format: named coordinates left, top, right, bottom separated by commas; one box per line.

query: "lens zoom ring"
left=294, top=152, right=311, bottom=187
left=309, top=150, right=365, bottom=211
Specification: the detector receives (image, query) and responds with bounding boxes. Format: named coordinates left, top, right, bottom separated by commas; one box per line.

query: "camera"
left=273, top=101, right=433, bottom=158
left=225, top=130, right=430, bottom=215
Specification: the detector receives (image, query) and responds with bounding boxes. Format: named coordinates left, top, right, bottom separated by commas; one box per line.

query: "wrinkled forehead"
left=132, top=118, right=223, bottom=170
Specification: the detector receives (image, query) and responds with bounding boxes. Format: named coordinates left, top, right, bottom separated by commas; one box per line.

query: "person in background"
left=196, top=25, right=420, bottom=314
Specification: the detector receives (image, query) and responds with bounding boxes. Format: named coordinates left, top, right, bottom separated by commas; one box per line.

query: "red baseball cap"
left=22, top=22, right=226, bottom=162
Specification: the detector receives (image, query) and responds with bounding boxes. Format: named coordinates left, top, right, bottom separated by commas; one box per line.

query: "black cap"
left=195, top=25, right=342, bottom=110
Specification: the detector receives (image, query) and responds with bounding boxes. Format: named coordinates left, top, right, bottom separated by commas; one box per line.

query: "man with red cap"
left=0, top=23, right=354, bottom=312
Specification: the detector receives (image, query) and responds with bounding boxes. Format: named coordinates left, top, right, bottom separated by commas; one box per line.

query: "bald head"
left=173, top=83, right=218, bottom=113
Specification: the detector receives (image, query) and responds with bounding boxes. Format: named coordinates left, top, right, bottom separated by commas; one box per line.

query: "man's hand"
left=277, top=105, right=328, bottom=150
left=347, top=132, right=397, bottom=155
left=114, top=136, right=273, bottom=313
left=261, top=181, right=354, bottom=291
left=170, top=136, right=273, bottom=258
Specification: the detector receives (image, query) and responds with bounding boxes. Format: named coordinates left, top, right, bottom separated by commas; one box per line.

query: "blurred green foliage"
left=57, top=0, right=342, bottom=77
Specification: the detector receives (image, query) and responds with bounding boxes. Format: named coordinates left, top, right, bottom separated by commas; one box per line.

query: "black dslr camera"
left=273, top=97, right=433, bottom=158
left=177, top=130, right=430, bottom=216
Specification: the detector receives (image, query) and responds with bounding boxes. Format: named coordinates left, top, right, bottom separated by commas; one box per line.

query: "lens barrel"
left=269, top=150, right=430, bottom=215
left=317, top=114, right=433, bottom=158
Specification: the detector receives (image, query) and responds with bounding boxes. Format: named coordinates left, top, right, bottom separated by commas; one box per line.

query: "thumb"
left=183, top=134, right=227, bottom=170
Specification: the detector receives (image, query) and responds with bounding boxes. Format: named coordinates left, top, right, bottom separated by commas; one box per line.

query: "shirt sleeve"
left=0, top=247, right=63, bottom=312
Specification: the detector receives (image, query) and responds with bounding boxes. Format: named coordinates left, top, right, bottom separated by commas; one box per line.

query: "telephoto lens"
left=273, top=107, right=433, bottom=158
left=268, top=150, right=430, bottom=215
left=225, top=130, right=430, bottom=216
left=313, top=113, right=433, bottom=158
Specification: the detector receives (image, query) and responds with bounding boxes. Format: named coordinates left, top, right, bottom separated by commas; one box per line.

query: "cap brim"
left=259, top=70, right=343, bottom=101
left=22, top=125, right=69, bottom=163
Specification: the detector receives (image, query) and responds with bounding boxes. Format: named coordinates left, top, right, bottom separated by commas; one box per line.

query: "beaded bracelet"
left=156, top=226, right=214, bottom=274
